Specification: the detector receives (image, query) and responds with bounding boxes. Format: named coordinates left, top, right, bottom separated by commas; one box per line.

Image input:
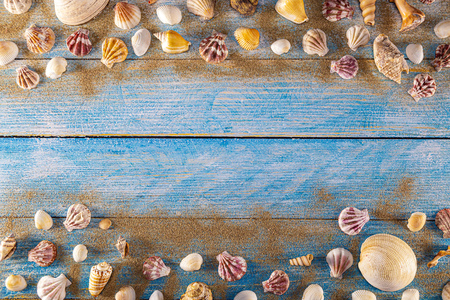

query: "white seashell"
left=45, top=57, right=67, bottom=79
left=115, top=2, right=141, bottom=30
left=434, top=20, right=450, bottom=39
left=402, top=289, right=419, bottom=300
left=34, top=210, right=53, bottom=230
left=149, top=290, right=164, bottom=300
left=303, top=29, right=328, bottom=56
left=406, top=44, right=423, bottom=64
left=157, top=5, right=182, bottom=25
left=0, top=41, right=19, bottom=66
left=5, top=275, right=27, bottom=291
left=346, top=25, right=370, bottom=51
left=37, top=274, right=71, bottom=300
left=326, top=248, right=353, bottom=279
left=73, top=244, right=88, bottom=262
left=352, top=290, right=376, bottom=300
left=234, top=290, right=257, bottom=300
left=116, top=286, right=136, bottom=300
left=132, top=29, right=151, bottom=57
left=54, top=0, right=109, bottom=25
left=180, top=253, right=203, bottom=271
left=443, top=282, right=450, bottom=300
left=187, top=0, right=214, bottom=20
left=4, top=0, right=32, bottom=14
left=271, top=39, right=291, bottom=55
left=302, top=284, right=324, bottom=300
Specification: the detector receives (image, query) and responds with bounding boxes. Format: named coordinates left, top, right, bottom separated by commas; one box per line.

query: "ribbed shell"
left=143, top=256, right=171, bottom=280
left=303, top=28, right=328, bottom=56
left=331, top=55, right=358, bottom=79
left=373, top=34, right=408, bottom=84
left=289, top=254, right=313, bottom=266
left=338, top=207, right=369, bottom=235
left=435, top=208, right=450, bottom=238
left=0, top=234, right=17, bottom=261
left=154, top=31, right=191, bottom=54
left=24, top=24, right=55, bottom=54
left=116, top=236, right=129, bottom=258
left=28, top=240, right=57, bottom=267
left=326, top=248, right=353, bottom=279
left=217, top=251, right=247, bottom=281
left=419, top=0, right=434, bottom=3
left=230, top=0, right=257, bottom=16
left=16, top=65, right=40, bottom=90
left=234, top=27, right=259, bottom=50
left=156, top=5, right=182, bottom=25
left=54, top=0, right=109, bottom=25
left=432, top=44, right=450, bottom=72
left=131, top=29, right=151, bottom=57
left=443, top=282, right=450, bottom=300
left=346, top=25, right=369, bottom=51
left=275, top=0, right=308, bottom=24
left=4, top=0, right=32, bottom=14
left=302, top=284, right=324, bottom=300
left=322, top=0, right=354, bottom=22
left=351, top=290, right=376, bottom=300
left=66, top=28, right=92, bottom=57
left=408, top=73, right=436, bottom=102
left=180, top=282, right=213, bottom=300
left=115, top=2, right=141, bottom=29
left=89, top=262, right=112, bottom=297
left=262, top=270, right=289, bottom=295
left=63, top=203, right=91, bottom=231
left=402, top=289, right=419, bottom=300
left=187, top=0, right=214, bottom=20
left=359, top=0, right=375, bottom=25
left=101, top=37, right=128, bottom=68
left=407, top=212, right=427, bottom=231
left=37, top=274, right=71, bottom=300
left=435, top=20, right=450, bottom=39
left=199, top=31, right=228, bottom=64
left=0, top=41, right=19, bottom=66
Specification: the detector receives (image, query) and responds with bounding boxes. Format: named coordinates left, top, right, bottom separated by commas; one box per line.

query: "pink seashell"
left=199, top=30, right=228, bottom=64
left=66, top=28, right=92, bottom=57
left=330, top=55, right=359, bottom=79
left=63, top=203, right=91, bottom=232
left=322, top=0, right=354, bottom=22
left=338, top=207, right=370, bottom=235
left=143, top=256, right=171, bottom=281
left=326, top=248, right=353, bottom=279
left=432, top=44, right=450, bottom=72
left=216, top=251, right=247, bottom=282
left=262, top=270, right=290, bottom=295
left=419, top=0, right=435, bottom=3
left=408, top=73, right=436, bottom=102
left=28, top=240, right=57, bottom=267
left=436, top=209, right=450, bottom=238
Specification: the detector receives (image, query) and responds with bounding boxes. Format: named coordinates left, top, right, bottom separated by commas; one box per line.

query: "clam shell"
left=24, top=24, right=55, bottom=54
left=435, top=20, right=450, bottom=39
left=432, top=44, right=450, bottom=72
left=199, top=30, right=228, bottom=64
left=37, top=274, right=71, bottom=300
left=116, top=236, right=129, bottom=258
left=16, top=65, right=40, bottom=90
left=4, top=0, right=32, bottom=14
left=326, top=248, right=353, bottom=279
left=180, top=253, right=203, bottom=271
left=359, top=0, right=375, bottom=25
left=156, top=5, right=182, bottom=25
left=217, top=251, right=247, bottom=282
left=99, top=218, right=112, bottom=230
left=230, top=0, right=257, bottom=16
left=234, top=27, right=260, bottom=51
left=180, top=282, right=213, bottom=300
left=338, top=207, right=369, bottom=235
left=289, top=254, right=313, bottom=266
left=89, top=262, right=113, bottom=297
left=302, top=284, right=324, bottom=300
left=132, top=28, right=151, bottom=57
left=115, top=2, right=141, bottom=29
left=331, top=55, right=358, bottom=79
left=28, top=240, right=57, bottom=267
left=443, top=282, right=450, bottom=300
left=54, top=0, right=109, bottom=25
left=143, top=256, right=171, bottom=281
left=346, top=25, right=369, bottom=51
left=373, top=34, right=408, bottom=84
left=73, top=244, right=88, bottom=262
left=435, top=208, right=450, bottom=237
left=352, top=290, right=376, bottom=300
left=402, top=289, right=419, bottom=300
left=67, top=28, right=92, bottom=57
left=0, top=41, right=19, bottom=66
left=5, top=275, right=27, bottom=292
left=405, top=44, right=423, bottom=64
left=275, top=0, right=308, bottom=24
left=303, top=28, right=328, bottom=56
left=101, top=37, right=128, bottom=68
left=407, top=212, right=426, bottom=231
left=154, top=30, right=190, bottom=54
left=271, top=39, right=291, bottom=55
left=187, top=0, right=214, bottom=20
left=46, top=57, right=67, bottom=79
left=322, top=0, right=354, bottom=22
left=34, top=210, right=53, bottom=230
left=150, top=290, right=164, bottom=300
left=63, top=203, right=91, bottom=231
left=262, top=270, right=289, bottom=295
left=234, top=290, right=257, bottom=300
left=116, top=286, right=136, bottom=300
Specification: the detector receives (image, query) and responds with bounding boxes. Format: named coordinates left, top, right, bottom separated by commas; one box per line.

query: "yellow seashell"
left=389, top=0, right=425, bottom=32
left=180, top=282, right=213, bottom=300
left=101, top=37, right=128, bottom=68
left=234, top=27, right=259, bottom=51
left=289, top=254, right=313, bottom=266
left=275, top=0, right=308, bottom=24
left=359, top=0, right=375, bottom=26
left=154, top=30, right=191, bottom=54
left=89, top=262, right=112, bottom=297
left=407, top=212, right=426, bottom=232
left=23, top=24, right=55, bottom=54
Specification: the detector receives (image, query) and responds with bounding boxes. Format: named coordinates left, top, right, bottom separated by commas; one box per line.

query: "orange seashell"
left=23, top=24, right=55, bottom=54
left=101, top=38, right=128, bottom=68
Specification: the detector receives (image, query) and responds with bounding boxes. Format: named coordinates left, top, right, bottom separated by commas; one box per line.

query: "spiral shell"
left=303, top=29, right=328, bottom=57
left=432, top=44, right=450, bottom=72
left=289, top=254, right=313, bottom=266
left=35, top=210, right=53, bottom=230
left=73, top=244, right=88, bottom=262
left=408, top=74, right=436, bottom=102
left=338, top=207, right=369, bottom=235
left=358, top=0, right=375, bottom=25
left=262, top=270, right=289, bottom=295
left=66, top=28, right=92, bottom=57
left=407, top=212, right=426, bottom=231
left=322, top=0, right=354, bottom=22
left=234, top=290, right=257, bottom=300
left=443, top=282, right=450, bottom=300
left=0, top=234, right=17, bottom=261
left=116, top=286, right=136, bottom=300
left=63, top=203, right=91, bottom=231
left=346, top=25, right=369, bottom=51
left=271, top=39, right=291, bottom=55
left=331, top=55, right=358, bottom=79
left=16, top=65, right=40, bottom=90
left=180, top=282, right=213, bottom=300
left=352, top=290, right=376, bottom=300
left=4, top=0, right=32, bottom=14
left=143, top=256, right=171, bottom=281
left=116, top=236, right=129, bottom=258
left=89, top=262, right=112, bottom=297
left=101, top=37, right=128, bottom=68
left=435, top=20, right=450, bottom=39
left=275, top=0, right=308, bottom=24
left=405, top=44, right=423, bottom=64
left=373, top=34, right=408, bottom=84
left=435, top=208, right=450, bottom=238
left=46, top=57, right=67, bottom=79
left=402, top=289, right=419, bottom=300
left=199, top=30, right=228, bottom=64
left=154, top=31, right=191, bottom=54
left=0, top=41, right=19, bottom=66
left=5, top=275, right=27, bottom=292
left=180, top=253, right=203, bottom=271
left=24, top=24, right=55, bottom=54
left=302, top=284, right=324, bottom=300
left=157, top=5, right=182, bottom=25
left=187, top=0, right=214, bottom=20
left=28, top=240, right=57, bottom=267
left=234, top=27, right=260, bottom=51
left=37, top=274, right=71, bottom=300
left=54, top=0, right=109, bottom=25
left=230, top=0, right=257, bottom=16
left=217, top=251, right=247, bottom=282
left=326, top=248, right=353, bottom=279
left=114, top=2, right=141, bottom=29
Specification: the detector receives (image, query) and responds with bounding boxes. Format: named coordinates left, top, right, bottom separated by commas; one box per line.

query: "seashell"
left=66, top=28, right=92, bottom=57
left=46, top=57, right=67, bottom=79
left=373, top=34, right=409, bottom=84
left=338, top=207, right=369, bottom=235
left=234, top=290, right=257, bottom=300
left=199, top=30, right=228, bottom=64
left=101, top=37, right=128, bottom=68
left=405, top=44, right=423, bottom=64
left=289, top=254, right=313, bottom=266
left=180, top=253, right=203, bottom=271
left=89, top=262, right=113, bottom=297
left=99, top=218, right=112, bottom=230
left=359, top=0, right=375, bottom=25
left=432, top=44, right=450, bottom=72
left=63, top=203, right=91, bottom=231
left=230, top=0, right=257, bottom=16
left=419, top=0, right=434, bottom=3
left=24, top=24, right=55, bottom=54
left=427, top=246, right=450, bottom=268
left=54, top=0, right=109, bottom=25
left=217, top=251, right=247, bottom=282
left=390, top=0, right=425, bottom=32
left=37, top=274, right=71, bottom=300
left=234, top=27, right=260, bottom=51
left=73, top=244, right=88, bottom=262
left=303, top=29, right=329, bottom=57
left=34, top=210, right=53, bottom=230
left=352, top=290, right=376, bottom=300
left=156, top=5, right=182, bottom=25
left=143, top=256, right=171, bottom=280
left=302, top=284, right=324, bottom=300
left=180, top=282, right=213, bottom=300
left=408, top=74, right=436, bottom=102
left=322, top=0, right=354, bottom=22
left=187, top=0, right=214, bottom=20
left=115, top=2, right=141, bottom=29
left=407, top=212, right=426, bottom=231
left=116, top=286, right=136, bottom=300
left=154, top=31, right=191, bottom=54
left=331, top=55, right=359, bottom=79
left=402, top=289, right=419, bottom=300
left=435, top=20, right=450, bottom=39
left=326, top=248, right=353, bottom=279
left=275, top=0, right=308, bottom=24
left=16, top=65, right=40, bottom=90
left=271, top=39, right=291, bottom=55
left=116, top=236, right=129, bottom=258
left=0, top=41, right=19, bottom=66
left=150, top=290, right=164, bottom=300
left=262, top=270, right=289, bottom=295
left=4, top=0, right=32, bottom=14
left=443, top=282, right=450, bottom=300
left=358, top=234, right=416, bottom=292
left=132, top=29, right=151, bottom=57
left=346, top=25, right=370, bottom=51
left=28, top=240, right=57, bottom=267
left=5, top=275, right=27, bottom=291
left=435, top=208, right=450, bottom=237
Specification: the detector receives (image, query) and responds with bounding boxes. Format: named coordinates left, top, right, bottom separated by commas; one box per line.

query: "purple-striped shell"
left=63, top=203, right=91, bottom=232
left=28, top=240, right=57, bottom=267
left=436, top=209, right=450, bottom=238
left=432, top=44, right=450, bottom=72
left=143, top=256, right=171, bottom=281
left=326, top=248, right=353, bottom=279
left=217, top=251, right=247, bottom=282
left=338, top=207, right=369, bottom=235
left=199, top=30, right=228, bottom=64
left=66, top=28, right=92, bottom=57
left=408, top=73, right=436, bottom=102
left=419, top=0, right=435, bottom=3
left=262, top=270, right=290, bottom=295
left=330, top=55, right=358, bottom=79
left=322, top=0, right=354, bottom=22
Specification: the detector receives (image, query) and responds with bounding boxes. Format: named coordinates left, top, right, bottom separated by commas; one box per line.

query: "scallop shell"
left=373, top=34, right=408, bottom=84
left=132, top=29, right=151, bottom=56
left=180, top=282, right=213, bottom=300
left=443, top=282, right=450, bottom=300
left=99, top=218, right=112, bottom=230
left=359, top=0, right=375, bottom=25
left=262, top=270, right=289, bottom=295
left=0, top=41, right=19, bottom=66
left=16, top=65, right=40, bottom=90
left=435, top=208, right=450, bottom=237
left=37, top=274, right=71, bottom=300
left=143, top=256, right=171, bottom=281
left=432, top=44, right=450, bottom=72
left=234, top=290, right=257, bottom=300
left=63, top=203, right=91, bottom=231
left=54, top=0, right=109, bottom=25
left=405, top=44, right=423, bottom=64
left=66, top=28, right=93, bottom=57
left=407, top=212, right=426, bottom=231
left=116, top=236, right=129, bottom=258
left=302, top=284, right=324, bottom=300
left=402, top=289, right=419, bottom=300
left=289, top=254, right=313, bottom=266
left=89, top=262, right=113, bottom=297
left=322, top=0, right=354, bottom=22
left=358, top=234, right=417, bottom=292
left=408, top=73, right=436, bottom=102
left=116, top=286, right=136, bottom=300
left=352, top=290, right=376, bottom=300
left=234, top=27, right=260, bottom=51
left=34, top=210, right=53, bottom=230
left=338, top=207, right=369, bottom=235
left=150, top=290, right=164, bottom=300
left=199, top=30, right=228, bottom=64
left=346, top=25, right=370, bottom=51
left=435, top=20, right=450, bottom=39
left=0, top=235, right=16, bottom=261
left=303, top=28, right=329, bottom=56
left=271, top=39, right=291, bottom=55
left=115, top=2, right=141, bottom=29
left=28, top=240, right=57, bottom=267
left=4, top=0, right=32, bottom=14
left=187, top=0, right=214, bottom=20
left=230, top=0, right=257, bottom=16
left=24, top=24, right=55, bottom=54
left=326, top=248, right=353, bottom=279
left=101, top=37, right=128, bottom=68
left=46, top=57, right=67, bottom=79
left=180, top=253, right=203, bottom=271
left=156, top=5, right=182, bottom=25
left=5, top=275, right=27, bottom=292
left=217, top=251, right=247, bottom=282
left=154, top=31, right=191, bottom=54
left=331, top=55, right=359, bottom=79
left=73, top=244, right=88, bottom=262
left=275, top=0, right=308, bottom=24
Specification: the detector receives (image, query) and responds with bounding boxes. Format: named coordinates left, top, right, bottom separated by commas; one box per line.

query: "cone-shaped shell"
left=359, top=0, right=375, bottom=25
left=156, top=5, right=182, bottom=25
left=37, top=274, right=71, bottom=300
left=408, top=74, right=436, bottom=102
left=275, top=0, right=308, bottom=24
left=358, top=234, right=417, bottom=292
left=346, top=25, right=370, bottom=51
left=4, top=0, right=32, bottom=14
left=132, top=28, right=151, bottom=57
left=338, top=207, right=369, bottom=235
left=436, top=208, right=450, bottom=238
left=289, top=254, right=313, bottom=266
left=28, top=240, right=57, bottom=267
left=24, top=24, right=55, bottom=54
left=432, top=44, right=450, bottom=72
left=89, top=262, right=112, bottom=297
left=0, top=234, right=17, bottom=261
left=303, top=28, right=328, bottom=56
left=262, top=270, right=289, bottom=295
left=302, top=284, right=323, bottom=300
left=67, top=28, right=92, bottom=57
left=373, top=34, right=408, bottom=84
left=187, top=0, right=214, bottom=20
left=322, top=0, right=354, bottom=22
left=114, top=2, right=141, bottom=29
left=199, top=30, right=228, bottom=64
left=234, top=27, right=259, bottom=51
left=154, top=31, right=191, bottom=54
left=54, top=0, right=109, bottom=25
left=217, top=251, right=247, bottom=281
left=326, top=248, right=353, bottom=279
left=0, top=41, right=19, bottom=66
left=16, top=65, right=40, bottom=90
left=352, top=290, right=376, bottom=300
left=63, top=203, right=92, bottom=231
left=116, top=236, right=129, bottom=258
left=143, top=256, right=171, bottom=280
left=180, top=282, right=213, bottom=300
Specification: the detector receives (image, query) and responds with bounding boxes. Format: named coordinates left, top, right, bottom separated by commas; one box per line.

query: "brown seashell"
left=262, top=270, right=290, bottom=295
left=115, top=2, right=141, bottom=30
left=199, top=30, right=228, bottom=64
left=28, top=240, right=57, bottom=267
left=24, top=24, right=55, bottom=54
left=289, top=254, right=313, bottom=266
left=432, top=44, right=450, bottom=72
left=428, top=246, right=450, bottom=268
left=16, top=65, right=40, bottom=90
left=0, top=234, right=17, bottom=261
left=99, top=218, right=112, bottom=230
left=436, top=208, right=450, bottom=238
left=63, top=203, right=91, bottom=232
left=322, top=0, right=354, bottom=22
left=408, top=73, right=436, bottom=102
left=230, top=0, right=257, bottom=16
left=373, top=34, right=408, bottom=84
left=234, top=27, right=260, bottom=51
left=389, top=0, right=425, bottom=32
left=143, top=256, right=171, bottom=280
left=419, top=0, right=434, bottom=3
left=217, top=251, right=247, bottom=282
left=66, top=28, right=92, bottom=57
left=180, top=282, right=213, bottom=300
left=116, top=236, right=129, bottom=258
left=89, top=262, right=113, bottom=297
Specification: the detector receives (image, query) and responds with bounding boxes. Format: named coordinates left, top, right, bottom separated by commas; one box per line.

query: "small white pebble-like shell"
left=303, top=29, right=328, bottom=56
left=435, top=20, right=450, bottom=39
left=132, top=29, right=151, bottom=57
left=0, top=41, right=19, bottom=66
left=46, top=57, right=67, bottom=79
left=406, top=44, right=424, bottom=64
left=34, top=210, right=53, bottom=230
left=234, top=290, right=257, bottom=300
left=157, top=5, right=182, bottom=25
left=99, top=219, right=112, bottom=230
left=271, top=39, right=291, bottom=55
left=149, top=290, right=164, bottom=300
left=5, top=275, right=27, bottom=291
left=302, top=284, right=324, bottom=300
left=402, top=289, right=419, bottom=300
left=180, top=253, right=203, bottom=271
left=116, top=286, right=136, bottom=300
left=346, top=25, right=370, bottom=51
left=352, top=290, right=376, bottom=300
left=73, top=244, right=88, bottom=262
left=407, top=212, right=426, bottom=232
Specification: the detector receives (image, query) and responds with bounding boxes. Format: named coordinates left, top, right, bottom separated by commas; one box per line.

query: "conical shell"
left=101, top=37, right=128, bottom=68
left=275, top=0, right=308, bottom=24
left=331, top=55, right=358, bottom=79
left=358, top=234, right=417, bottom=292
left=443, top=282, right=450, bottom=300
left=54, top=0, right=109, bottom=25
left=303, top=28, right=328, bottom=56
left=180, top=253, right=203, bottom=271
left=435, top=208, right=450, bottom=238
left=132, top=28, right=151, bottom=56
left=346, top=25, right=369, bottom=51
left=187, top=0, right=214, bottom=20
left=432, top=44, right=450, bottom=72
left=352, top=290, right=376, bottom=300
left=262, top=270, right=289, bottom=295
left=326, top=248, right=353, bottom=279
left=359, top=0, right=375, bottom=25
left=180, top=282, right=213, bottom=300
left=322, top=0, right=354, bottom=22
left=16, top=65, right=40, bottom=90
left=67, top=28, right=92, bottom=57
left=0, top=41, right=19, bottom=66
left=34, top=210, right=53, bottom=230
left=0, top=234, right=17, bottom=261
left=199, top=30, right=228, bottom=64
left=405, top=44, right=423, bottom=64
left=373, top=34, right=408, bottom=84
left=116, top=236, right=129, bottom=258
left=4, top=0, right=32, bottom=14
left=338, top=207, right=369, bottom=235
left=234, top=27, right=259, bottom=51
left=24, top=24, right=55, bottom=54
left=150, top=290, right=164, bottom=300
left=37, top=274, right=71, bottom=300
left=408, top=73, right=436, bottom=102
left=5, top=275, right=27, bottom=292
left=435, top=20, right=450, bottom=39
left=271, top=39, right=291, bottom=55
left=154, top=31, right=191, bottom=54
left=143, top=256, right=171, bottom=280
left=116, top=286, right=136, bottom=300
left=156, top=5, right=182, bottom=25
left=302, top=284, right=324, bottom=300
left=28, top=240, right=57, bottom=267
left=406, top=212, right=427, bottom=231
left=230, top=0, right=257, bottom=16
left=234, top=290, right=257, bottom=300
left=402, top=289, right=419, bottom=300
left=289, top=254, right=313, bottom=266
left=115, top=2, right=141, bottom=29
left=89, top=262, right=112, bottom=297
left=217, top=251, right=247, bottom=282
left=46, top=57, right=67, bottom=79
left=63, top=203, right=91, bottom=231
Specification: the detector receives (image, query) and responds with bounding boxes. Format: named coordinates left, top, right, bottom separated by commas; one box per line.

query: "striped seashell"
left=432, top=44, right=450, bottom=72
left=419, top=0, right=434, bottom=3
left=436, top=208, right=450, bottom=238
left=16, top=65, right=39, bottom=90
left=89, top=262, right=112, bottom=297
left=359, top=0, right=375, bottom=25
left=289, top=254, right=313, bottom=266
left=156, top=5, right=182, bottom=25
left=338, top=207, right=369, bottom=235
left=326, top=248, right=353, bottom=279
left=352, top=290, right=376, bottom=300
left=303, top=28, right=328, bottom=56
left=373, top=34, right=408, bottom=84
left=217, top=251, right=247, bottom=282
left=28, top=240, right=57, bottom=267
left=0, top=41, right=18, bottom=66
left=37, top=274, right=71, bottom=300
left=331, top=55, right=358, bottom=79
left=101, top=37, right=128, bottom=68
left=443, top=281, right=450, bottom=300
left=322, top=0, right=354, bottom=22
left=302, top=284, right=324, bottom=300
left=154, top=31, right=190, bottom=54
left=4, top=0, right=32, bottom=14
left=180, top=282, right=213, bottom=300
left=346, top=25, right=370, bottom=51
left=408, top=73, right=436, bottom=102
left=115, top=2, right=141, bottom=30
left=262, top=270, right=289, bottom=295
left=24, top=24, right=55, bottom=54
left=234, top=27, right=259, bottom=51
left=199, top=30, right=228, bottom=64
left=66, top=28, right=92, bottom=57
left=63, top=203, right=91, bottom=231
left=0, top=234, right=17, bottom=261
left=187, top=0, right=214, bottom=20
left=143, top=256, right=171, bottom=281
left=116, top=236, right=129, bottom=258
